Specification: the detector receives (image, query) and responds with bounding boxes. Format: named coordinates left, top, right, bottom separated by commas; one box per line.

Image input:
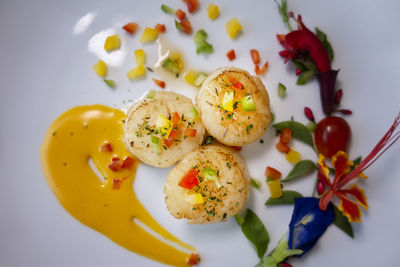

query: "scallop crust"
left=164, top=145, right=250, bottom=224
left=124, top=91, right=205, bottom=168
left=197, top=67, right=271, bottom=146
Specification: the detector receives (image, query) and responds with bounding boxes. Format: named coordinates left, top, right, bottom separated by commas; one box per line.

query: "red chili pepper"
left=226, top=49, right=236, bottom=61
left=255, top=61, right=269, bottom=75
left=178, top=168, right=199, bottom=189
left=155, top=24, right=166, bottom=33
left=250, top=49, right=260, bottom=65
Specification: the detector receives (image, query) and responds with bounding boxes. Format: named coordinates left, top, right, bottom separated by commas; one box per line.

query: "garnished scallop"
left=197, top=67, right=271, bottom=146
left=164, top=145, right=249, bottom=224
left=124, top=91, right=205, bottom=168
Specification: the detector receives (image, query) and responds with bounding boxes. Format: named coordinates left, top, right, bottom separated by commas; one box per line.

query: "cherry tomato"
left=314, top=116, right=351, bottom=157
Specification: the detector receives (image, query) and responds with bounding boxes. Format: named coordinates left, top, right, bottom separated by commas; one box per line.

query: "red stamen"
left=334, top=113, right=400, bottom=190
left=338, top=109, right=352, bottom=115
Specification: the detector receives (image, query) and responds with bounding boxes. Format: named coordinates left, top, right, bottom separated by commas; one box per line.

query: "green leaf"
left=238, top=209, right=269, bottom=259
left=104, top=79, right=116, bottom=88
left=274, top=0, right=292, bottom=31
left=235, top=214, right=244, bottom=226
left=161, top=4, right=175, bottom=14
left=265, top=190, right=303, bottom=205
left=333, top=205, right=354, bottom=238
left=282, top=160, right=317, bottom=182
left=251, top=178, right=262, bottom=189
left=296, top=70, right=314, bottom=85
left=272, top=120, right=315, bottom=149
left=315, top=27, right=334, bottom=62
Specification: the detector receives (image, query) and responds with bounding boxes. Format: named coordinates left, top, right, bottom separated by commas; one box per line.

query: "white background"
left=0, top=0, right=399, bottom=266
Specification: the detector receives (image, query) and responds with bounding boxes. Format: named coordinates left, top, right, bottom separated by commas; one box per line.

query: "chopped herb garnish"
left=246, top=124, right=254, bottom=134
left=226, top=162, right=231, bottom=169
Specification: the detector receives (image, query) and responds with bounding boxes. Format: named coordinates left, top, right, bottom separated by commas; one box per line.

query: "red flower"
left=318, top=113, right=400, bottom=222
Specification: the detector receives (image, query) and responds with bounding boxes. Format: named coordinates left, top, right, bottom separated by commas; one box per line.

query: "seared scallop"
left=124, top=91, right=205, bottom=168
left=164, top=144, right=249, bottom=224
left=197, top=67, right=271, bottom=146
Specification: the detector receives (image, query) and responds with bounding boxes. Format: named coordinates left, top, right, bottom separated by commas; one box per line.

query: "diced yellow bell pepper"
left=104, top=34, right=120, bottom=52
left=135, top=49, right=146, bottom=66
left=140, top=27, right=159, bottom=43
left=286, top=149, right=301, bottom=164
left=207, top=4, right=220, bottom=20
left=92, top=60, right=107, bottom=77
left=185, top=193, right=204, bottom=205
left=127, top=64, right=146, bottom=79
left=156, top=114, right=173, bottom=138
left=185, top=70, right=198, bottom=85
left=170, top=52, right=184, bottom=70
left=268, top=179, right=282, bottom=198
left=225, top=18, right=242, bottom=39
left=222, top=91, right=234, bottom=112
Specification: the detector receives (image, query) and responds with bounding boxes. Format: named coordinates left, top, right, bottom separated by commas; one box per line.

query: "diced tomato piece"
left=178, top=168, right=199, bottom=189
left=231, top=146, right=242, bottom=151
left=100, top=143, right=113, bottom=152
left=171, top=112, right=181, bottom=125
left=122, top=22, right=138, bottom=34
left=265, top=166, right=282, bottom=180
left=180, top=19, right=192, bottom=34
left=250, top=49, right=260, bottom=65
left=152, top=78, right=166, bottom=88
left=280, top=128, right=292, bottom=144
left=183, top=0, right=199, bottom=13
left=226, top=49, right=236, bottom=61
left=185, top=128, right=197, bottom=137
left=187, top=253, right=200, bottom=265
left=275, top=141, right=290, bottom=153
left=121, top=156, right=135, bottom=169
left=108, top=157, right=123, bottom=172
left=175, top=9, right=186, bottom=21
left=276, top=34, right=286, bottom=42
left=232, top=80, right=243, bottom=90
left=155, top=23, right=166, bottom=33
left=255, top=61, right=269, bottom=75
left=112, top=178, right=122, bottom=190
left=296, top=68, right=302, bottom=75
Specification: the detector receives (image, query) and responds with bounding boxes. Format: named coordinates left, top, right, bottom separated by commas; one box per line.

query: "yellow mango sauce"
left=41, top=105, right=196, bottom=266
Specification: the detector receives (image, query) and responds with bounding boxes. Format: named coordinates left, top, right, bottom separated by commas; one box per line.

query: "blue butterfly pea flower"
left=288, top=197, right=334, bottom=256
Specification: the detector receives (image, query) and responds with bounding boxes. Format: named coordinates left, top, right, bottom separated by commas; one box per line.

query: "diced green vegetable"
left=161, top=4, right=175, bottom=14
left=194, top=72, right=208, bottom=87
left=306, top=121, right=317, bottom=132
left=104, top=79, right=115, bottom=88
left=202, top=167, right=221, bottom=188
left=196, top=41, right=214, bottom=54
left=250, top=178, right=261, bottom=189
left=277, top=83, right=286, bottom=98
left=146, top=89, right=156, bottom=99
left=241, top=95, right=256, bottom=111
left=162, top=58, right=180, bottom=76
left=151, top=135, right=161, bottom=155
left=194, top=29, right=208, bottom=46
left=187, top=105, right=199, bottom=121
left=296, top=70, right=314, bottom=85
left=175, top=20, right=184, bottom=31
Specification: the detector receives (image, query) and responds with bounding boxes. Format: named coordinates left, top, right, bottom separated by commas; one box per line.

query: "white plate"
left=1, top=0, right=400, bottom=266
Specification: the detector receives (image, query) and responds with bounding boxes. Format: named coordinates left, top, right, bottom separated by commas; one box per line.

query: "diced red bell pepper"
left=100, top=143, right=113, bottom=152
left=122, top=22, right=138, bottom=34
left=276, top=34, right=286, bottom=42
left=171, top=112, right=181, bottom=125
left=279, top=128, right=292, bottom=144
left=178, top=168, right=199, bottom=189
left=231, top=146, right=242, bottom=151
left=155, top=23, right=166, bottom=33
left=163, top=125, right=181, bottom=147
left=265, top=166, right=282, bottom=180
left=232, top=80, right=243, bottom=90
left=108, top=157, right=123, bottom=172
left=183, top=0, right=199, bottom=13
left=250, top=49, right=260, bottom=65
left=180, top=19, right=192, bottom=35
left=112, top=178, right=122, bottom=190
left=184, top=128, right=197, bottom=137
left=175, top=9, right=186, bottom=21
left=255, top=61, right=269, bottom=75
left=276, top=141, right=290, bottom=153
left=152, top=78, right=166, bottom=88
left=187, top=253, right=200, bottom=265
left=226, top=49, right=236, bottom=61
left=121, top=156, right=135, bottom=169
